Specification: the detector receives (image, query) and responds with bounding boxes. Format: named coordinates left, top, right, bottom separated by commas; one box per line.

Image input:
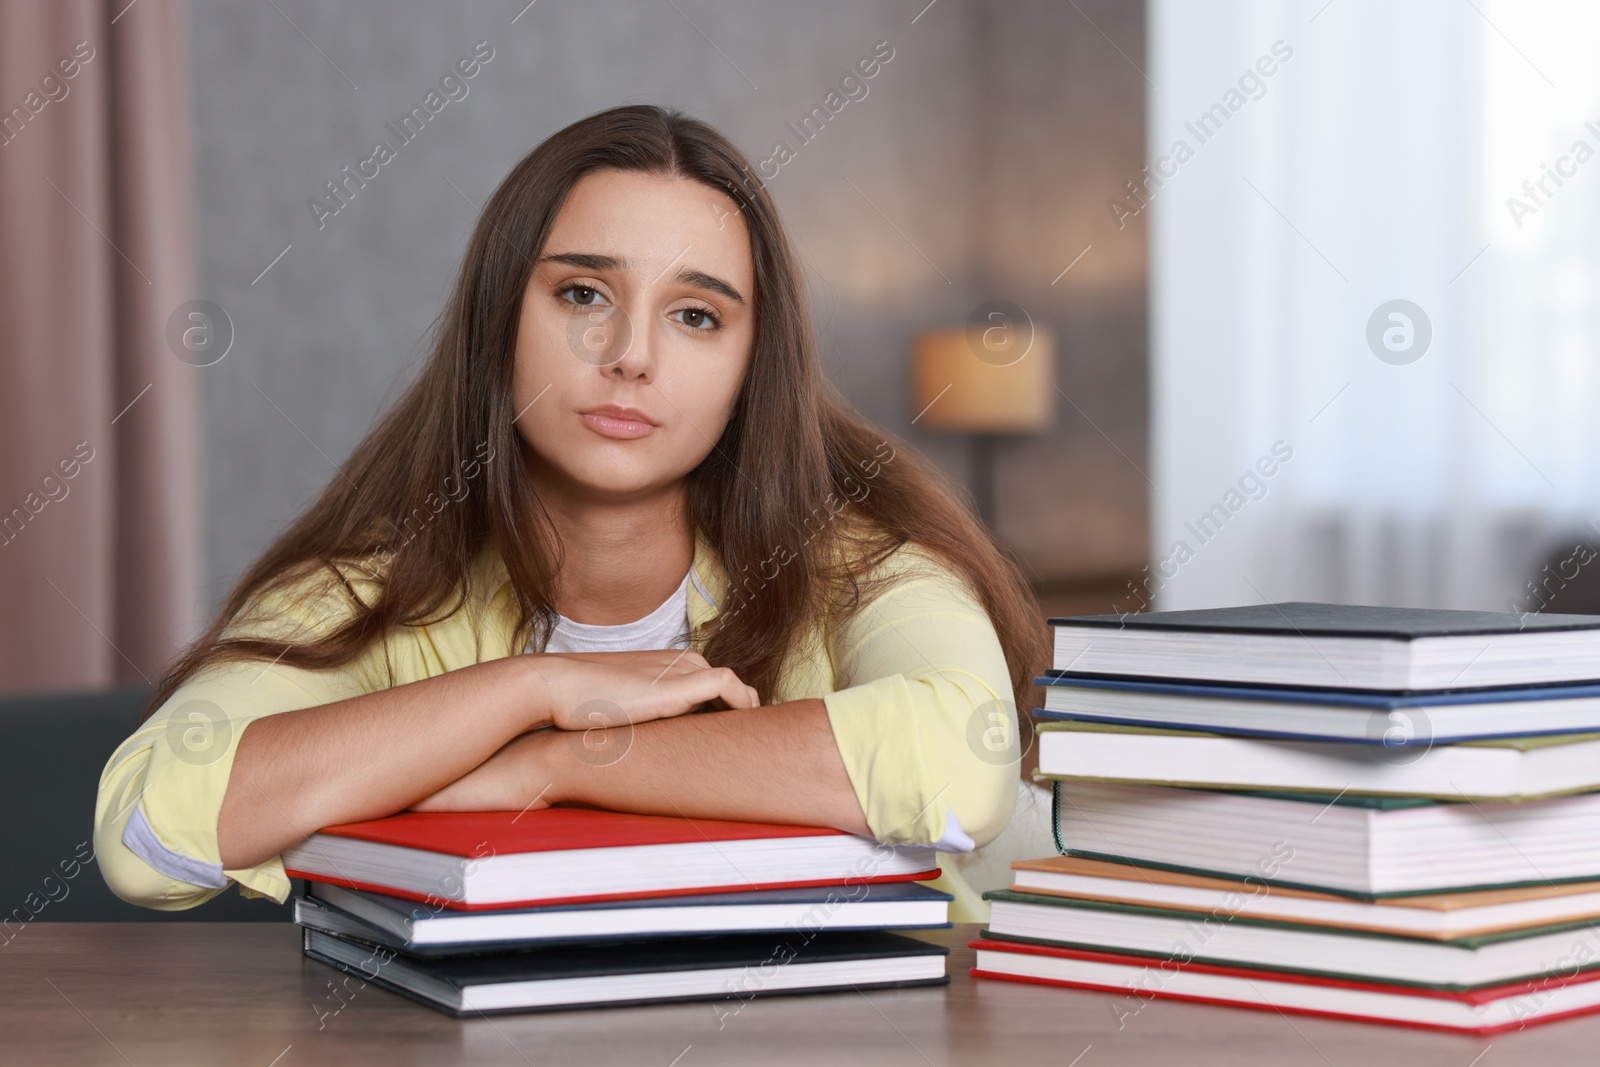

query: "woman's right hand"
left=528, top=649, right=761, bottom=732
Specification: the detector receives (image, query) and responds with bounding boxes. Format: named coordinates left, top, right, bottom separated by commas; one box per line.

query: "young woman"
left=94, top=104, right=1050, bottom=923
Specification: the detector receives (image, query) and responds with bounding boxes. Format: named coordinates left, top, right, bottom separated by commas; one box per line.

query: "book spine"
left=1051, top=781, right=1068, bottom=856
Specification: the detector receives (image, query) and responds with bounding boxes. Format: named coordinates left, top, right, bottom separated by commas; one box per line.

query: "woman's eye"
left=673, top=306, right=720, bottom=331
left=558, top=284, right=607, bottom=307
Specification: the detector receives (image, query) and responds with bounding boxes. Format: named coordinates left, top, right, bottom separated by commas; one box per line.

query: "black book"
left=303, top=926, right=948, bottom=1016
left=1050, top=602, right=1600, bottom=691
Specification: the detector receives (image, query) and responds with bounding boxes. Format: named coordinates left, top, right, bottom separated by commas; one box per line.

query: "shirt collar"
left=478, top=528, right=726, bottom=638
left=688, top=527, right=725, bottom=631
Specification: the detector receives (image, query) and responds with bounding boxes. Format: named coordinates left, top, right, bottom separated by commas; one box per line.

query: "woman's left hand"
left=409, top=728, right=561, bottom=813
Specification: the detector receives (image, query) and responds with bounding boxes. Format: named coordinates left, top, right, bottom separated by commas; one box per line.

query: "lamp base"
left=971, top=432, right=998, bottom=531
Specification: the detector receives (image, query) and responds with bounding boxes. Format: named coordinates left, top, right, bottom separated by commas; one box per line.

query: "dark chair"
left=1528, top=537, right=1600, bottom=617
left=0, top=686, right=290, bottom=921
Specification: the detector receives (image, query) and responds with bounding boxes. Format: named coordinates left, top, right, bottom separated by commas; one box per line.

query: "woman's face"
left=511, top=168, right=756, bottom=503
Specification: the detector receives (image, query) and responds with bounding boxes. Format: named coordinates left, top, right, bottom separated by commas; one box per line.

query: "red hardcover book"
left=969, top=938, right=1600, bottom=1034
left=282, top=807, right=940, bottom=910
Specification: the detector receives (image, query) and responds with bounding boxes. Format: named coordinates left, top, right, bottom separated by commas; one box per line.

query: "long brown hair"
left=148, top=104, right=1050, bottom=724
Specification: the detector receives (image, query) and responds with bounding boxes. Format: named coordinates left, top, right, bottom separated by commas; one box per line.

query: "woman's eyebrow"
left=676, top=268, right=745, bottom=306
left=538, top=251, right=745, bottom=306
left=538, top=251, right=621, bottom=272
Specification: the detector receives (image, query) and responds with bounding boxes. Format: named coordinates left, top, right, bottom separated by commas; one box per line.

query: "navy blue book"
left=303, top=926, right=949, bottom=1016
left=1034, top=673, right=1600, bottom=744
left=1049, top=602, right=1600, bottom=691
left=296, top=880, right=951, bottom=957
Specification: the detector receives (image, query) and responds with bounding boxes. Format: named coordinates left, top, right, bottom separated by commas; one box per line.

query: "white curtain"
left=1149, top=0, right=1600, bottom=613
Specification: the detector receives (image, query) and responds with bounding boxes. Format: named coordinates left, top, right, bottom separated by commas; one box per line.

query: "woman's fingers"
left=621, top=667, right=752, bottom=720
left=649, top=650, right=702, bottom=682
left=547, top=648, right=709, bottom=680
left=675, top=666, right=761, bottom=711
left=541, top=650, right=761, bottom=727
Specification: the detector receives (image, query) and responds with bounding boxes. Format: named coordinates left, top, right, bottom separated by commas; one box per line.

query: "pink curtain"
left=0, top=0, right=201, bottom=692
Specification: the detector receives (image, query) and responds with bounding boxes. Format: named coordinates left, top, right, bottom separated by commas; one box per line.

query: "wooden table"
left=5, top=923, right=1599, bottom=1065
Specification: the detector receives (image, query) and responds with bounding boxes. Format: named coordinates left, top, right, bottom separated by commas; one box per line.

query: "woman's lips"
left=581, top=411, right=656, bottom=439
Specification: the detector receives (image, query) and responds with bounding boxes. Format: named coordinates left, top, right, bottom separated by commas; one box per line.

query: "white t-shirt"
left=534, top=570, right=692, bottom=654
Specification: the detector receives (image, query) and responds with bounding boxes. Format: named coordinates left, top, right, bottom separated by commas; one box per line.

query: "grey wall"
left=970, top=0, right=1148, bottom=590
left=188, top=0, right=1147, bottom=612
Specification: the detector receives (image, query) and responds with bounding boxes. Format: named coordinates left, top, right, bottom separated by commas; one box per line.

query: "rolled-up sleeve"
left=821, top=546, right=1020, bottom=852
left=94, top=571, right=377, bottom=910
left=94, top=659, right=369, bottom=910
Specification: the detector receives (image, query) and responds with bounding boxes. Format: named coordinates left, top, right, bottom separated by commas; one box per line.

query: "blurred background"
left=4, top=0, right=1598, bottom=917
left=0, top=0, right=1148, bottom=699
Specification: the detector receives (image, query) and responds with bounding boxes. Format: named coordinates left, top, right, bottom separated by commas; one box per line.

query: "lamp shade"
left=910, top=320, right=1055, bottom=433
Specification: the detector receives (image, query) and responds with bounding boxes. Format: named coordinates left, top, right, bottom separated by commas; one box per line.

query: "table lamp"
left=910, top=313, right=1055, bottom=529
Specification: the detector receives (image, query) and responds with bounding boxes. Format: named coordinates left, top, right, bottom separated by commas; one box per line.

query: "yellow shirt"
left=94, top=530, right=1021, bottom=921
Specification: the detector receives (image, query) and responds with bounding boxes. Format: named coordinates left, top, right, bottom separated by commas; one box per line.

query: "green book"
left=1048, top=779, right=1600, bottom=899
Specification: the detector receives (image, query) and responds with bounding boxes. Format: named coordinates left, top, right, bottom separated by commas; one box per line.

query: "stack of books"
left=284, top=806, right=952, bottom=1015
left=972, top=601, right=1600, bottom=1034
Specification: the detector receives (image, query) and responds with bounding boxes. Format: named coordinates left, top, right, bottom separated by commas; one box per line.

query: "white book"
left=1051, top=780, right=1600, bottom=896
left=1037, top=721, right=1600, bottom=800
